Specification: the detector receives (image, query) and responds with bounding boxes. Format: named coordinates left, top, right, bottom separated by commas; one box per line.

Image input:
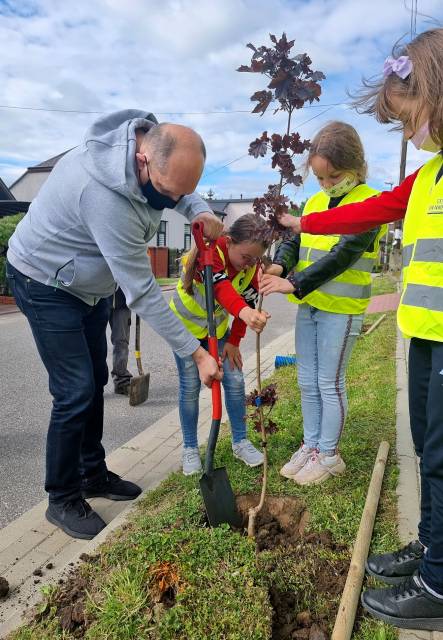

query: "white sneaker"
left=280, top=444, right=315, bottom=479
left=232, top=439, right=264, bottom=467
left=182, top=447, right=202, bottom=476
left=293, top=451, right=346, bottom=486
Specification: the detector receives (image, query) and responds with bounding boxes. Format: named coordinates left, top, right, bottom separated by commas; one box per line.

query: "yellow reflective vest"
left=170, top=246, right=256, bottom=340
left=288, top=184, right=386, bottom=314
left=397, top=153, right=443, bottom=342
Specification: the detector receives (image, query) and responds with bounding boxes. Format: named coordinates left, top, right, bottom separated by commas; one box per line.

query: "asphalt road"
left=0, top=291, right=296, bottom=528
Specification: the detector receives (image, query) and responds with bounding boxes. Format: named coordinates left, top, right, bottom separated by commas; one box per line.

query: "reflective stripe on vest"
left=304, top=248, right=375, bottom=273
left=398, top=153, right=443, bottom=342
left=288, top=183, right=384, bottom=314
left=170, top=245, right=256, bottom=339
left=402, top=283, right=443, bottom=312
left=402, top=243, right=413, bottom=268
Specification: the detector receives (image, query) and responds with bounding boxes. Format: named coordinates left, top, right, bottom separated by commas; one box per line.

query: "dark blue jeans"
left=409, top=337, right=443, bottom=594
left=6, top=261, right=110, bottom=503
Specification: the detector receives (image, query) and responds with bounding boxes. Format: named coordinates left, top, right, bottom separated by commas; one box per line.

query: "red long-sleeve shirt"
left=194, top=236, right=259, bottom=346
left=300, top=169, right=420, bottom=235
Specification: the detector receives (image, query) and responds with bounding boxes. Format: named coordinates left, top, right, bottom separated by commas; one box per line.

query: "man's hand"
left=192, top=346, right=223, bottom=387
left=222, top=342, right=243, bottom=371
left=193, top=211, right=223, bottom=240
left=278, top=213, right=301, bottom=233
left=238, top=307, right=270, bottom=333
left=260, top=274, right=295, bottom=296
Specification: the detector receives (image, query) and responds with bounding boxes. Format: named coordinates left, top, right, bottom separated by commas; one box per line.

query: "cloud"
left=0, top=0, right=442, bottom=202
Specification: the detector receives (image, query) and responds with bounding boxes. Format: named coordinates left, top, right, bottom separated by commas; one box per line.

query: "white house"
left=9, top=151, right=69, bottom=202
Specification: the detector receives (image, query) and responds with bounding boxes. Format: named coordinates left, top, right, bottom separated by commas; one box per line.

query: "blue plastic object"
left=274, top=355, right=297, bottom=368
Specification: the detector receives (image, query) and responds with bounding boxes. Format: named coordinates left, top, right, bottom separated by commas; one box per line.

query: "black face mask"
left=141, top=179, right=182, bottom=210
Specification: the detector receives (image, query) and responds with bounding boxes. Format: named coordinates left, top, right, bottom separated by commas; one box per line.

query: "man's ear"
left=135, top=152, right=147, bottom=172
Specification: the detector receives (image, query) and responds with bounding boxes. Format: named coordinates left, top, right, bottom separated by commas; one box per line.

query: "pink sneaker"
left=280, top=444, right=315, bottom=479
left=293, top=451, right=346, bottom=486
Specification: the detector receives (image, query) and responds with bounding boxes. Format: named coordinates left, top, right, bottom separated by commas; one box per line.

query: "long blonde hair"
left=306, top=121, right=367, bottom=182
left=182, top=213, right=269, bottom=295
left=351, top=28, right=443, bottom=145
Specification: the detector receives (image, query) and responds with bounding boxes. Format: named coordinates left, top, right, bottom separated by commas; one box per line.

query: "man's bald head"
left=142, top=123, right=206, bottom=173
left=138, top=123, right=206, bottom=197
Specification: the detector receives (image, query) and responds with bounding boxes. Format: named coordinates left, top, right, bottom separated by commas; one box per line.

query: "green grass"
left=10, top=310, right=399, bottom=640
left=371, top=273, right=398, bottom=296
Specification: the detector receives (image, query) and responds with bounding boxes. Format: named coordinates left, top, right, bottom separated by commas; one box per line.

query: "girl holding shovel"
left=170, top=214, right=270, bottom=476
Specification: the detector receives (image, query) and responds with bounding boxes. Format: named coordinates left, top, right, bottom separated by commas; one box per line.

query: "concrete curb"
left=0, top=329, right=295, bottom=638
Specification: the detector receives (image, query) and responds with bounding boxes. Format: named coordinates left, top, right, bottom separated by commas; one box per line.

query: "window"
left=156, top=220, right=167, bottom=247
left=184, top=224, right=191, bottom=251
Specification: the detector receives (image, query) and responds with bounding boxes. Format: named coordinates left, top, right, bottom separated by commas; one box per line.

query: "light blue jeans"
left=174, top=336, right=246, bottom=448
left=295, top=304, right=363, bottom=455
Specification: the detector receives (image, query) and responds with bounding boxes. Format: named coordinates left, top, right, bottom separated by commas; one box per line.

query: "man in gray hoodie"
left=6, top=109, right=222, bottom=540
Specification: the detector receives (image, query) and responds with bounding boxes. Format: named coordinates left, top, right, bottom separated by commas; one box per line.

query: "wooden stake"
left=331, top=441, right=390, bottom=640
left=362, top=313, right=387, bottom=337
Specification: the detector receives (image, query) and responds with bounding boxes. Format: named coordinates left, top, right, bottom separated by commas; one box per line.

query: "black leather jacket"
left=273, top=197, right=380, bottom=299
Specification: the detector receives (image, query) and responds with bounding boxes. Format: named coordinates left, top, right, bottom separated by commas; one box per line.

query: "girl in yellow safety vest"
left=170, top=214, right=270, bottom=476
left=261, top=121, right=385, bottom=489
left=268, top=28, right=443, bottom=634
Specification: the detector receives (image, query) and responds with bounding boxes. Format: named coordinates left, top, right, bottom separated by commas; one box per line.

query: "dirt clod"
left=32, top=568, right=43, bottom=577
left=309, top=624, right=328, bottom=640
left=296, top=611, right=312, bottom=627
left=0, top=577, right=9, bottom=598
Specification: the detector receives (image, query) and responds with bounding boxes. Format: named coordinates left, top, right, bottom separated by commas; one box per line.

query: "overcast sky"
left=1, top=0, right=442, bottom=202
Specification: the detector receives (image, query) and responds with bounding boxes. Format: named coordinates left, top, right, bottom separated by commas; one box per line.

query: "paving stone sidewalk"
left=366, top=292, right=401, bottom=314
left=0, top=329, right=294, bottom=638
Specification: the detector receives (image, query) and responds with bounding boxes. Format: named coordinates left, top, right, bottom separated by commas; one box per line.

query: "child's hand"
left=222, top=343, right=243, bottom=370
left=238, top=307, right=270, bottom=333
left=260, top=274, right=295, bottom=296
left=278, top=213, right=301, bottom=233
left=263, top=263, right=283, bottom=276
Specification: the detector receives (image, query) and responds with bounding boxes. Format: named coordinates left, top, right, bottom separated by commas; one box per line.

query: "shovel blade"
left=129, top=373, right=150, bottom=406
left=199, top=467, right=242, bottom=528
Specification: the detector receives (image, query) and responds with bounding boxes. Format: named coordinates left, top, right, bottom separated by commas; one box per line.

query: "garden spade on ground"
left=129, top=315, right=150, bottom=406
left=192, top=221, right=242, bottom=528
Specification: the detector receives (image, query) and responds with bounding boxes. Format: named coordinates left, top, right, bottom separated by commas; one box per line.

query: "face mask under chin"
left=321, top=174, right=359, bottom=198
left=411, top=121, right=441, bottom=153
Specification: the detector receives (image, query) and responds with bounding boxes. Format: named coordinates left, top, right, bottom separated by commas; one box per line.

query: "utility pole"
left=382, top=181, right=394, bottom=271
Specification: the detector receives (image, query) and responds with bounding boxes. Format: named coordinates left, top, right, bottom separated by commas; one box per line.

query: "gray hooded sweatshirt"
left=8, top=109, right=210, bottom=357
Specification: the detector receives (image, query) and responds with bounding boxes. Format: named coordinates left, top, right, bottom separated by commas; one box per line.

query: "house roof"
left=9, top=150, right=72, bottom=189
left=205, top=198, right=255, bottom=212
left=0, top=178, right=14, bottom=200
left=27, top=150, right=71, bottom=172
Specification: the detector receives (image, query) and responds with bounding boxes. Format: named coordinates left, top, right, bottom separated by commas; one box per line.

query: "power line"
left=0, top=102, right=346, bottom=116
left=202, top=105, right=337, bottom=179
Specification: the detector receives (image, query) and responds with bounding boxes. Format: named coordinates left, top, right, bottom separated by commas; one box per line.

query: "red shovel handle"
left=191, top=221, right=222, bottom=421
left=192, top=221, right=215, bottom=267
left=208, top=337, right=222, bottom=420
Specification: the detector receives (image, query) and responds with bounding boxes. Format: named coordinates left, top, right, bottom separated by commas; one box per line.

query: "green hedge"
left=0, top=213, right=23, bottom=293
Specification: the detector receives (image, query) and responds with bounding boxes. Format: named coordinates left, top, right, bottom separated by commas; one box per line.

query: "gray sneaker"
left=232, top=439, right=264, bottom=467
left=182, top=447, right=202, bottom=476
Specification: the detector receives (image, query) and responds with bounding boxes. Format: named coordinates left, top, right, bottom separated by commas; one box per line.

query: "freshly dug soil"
left=24, top=496, right=348, bottom=640
left=236, top=495, right=348, bottom=640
